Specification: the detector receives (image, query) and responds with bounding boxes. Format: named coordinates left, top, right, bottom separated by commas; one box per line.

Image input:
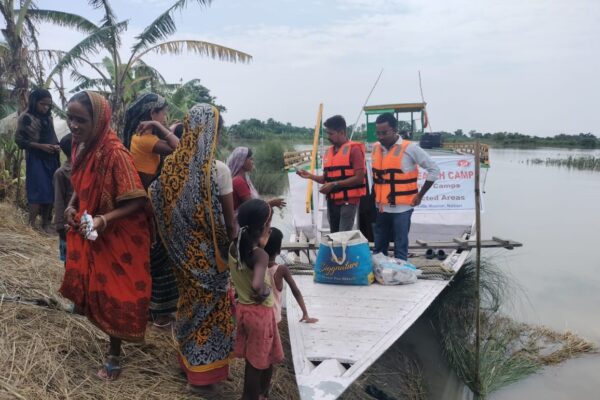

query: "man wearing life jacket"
left=372, top=113, right=440, bottom=260
left=296, top=115, right=366, bottom=233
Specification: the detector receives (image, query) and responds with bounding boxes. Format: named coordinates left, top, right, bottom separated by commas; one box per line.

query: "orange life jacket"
left=323, top=141, right=367, bottom=201
left=372, top=140, right=419, bottom=206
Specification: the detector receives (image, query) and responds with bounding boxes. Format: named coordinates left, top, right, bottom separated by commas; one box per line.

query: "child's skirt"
left=234, top=303, right=284, bottom=370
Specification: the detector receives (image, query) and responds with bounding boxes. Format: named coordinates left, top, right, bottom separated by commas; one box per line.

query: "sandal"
left=97, top=355, right=122, bottom=380
left=437, top=249, right=447, bottom=261
left=425, top=249, right=436, bottom=259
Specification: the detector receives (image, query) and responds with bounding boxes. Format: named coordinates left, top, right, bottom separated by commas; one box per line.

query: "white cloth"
left=215, top=160, right=233, bottom=196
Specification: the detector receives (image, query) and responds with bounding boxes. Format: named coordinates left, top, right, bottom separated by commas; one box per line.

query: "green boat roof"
left=364, top=102, right=426, bottom=115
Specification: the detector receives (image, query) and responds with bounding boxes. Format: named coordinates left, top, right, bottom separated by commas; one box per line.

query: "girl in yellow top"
left=229, top=199, right=284, bottom=400
left=123, top=93, right=179, bottom=189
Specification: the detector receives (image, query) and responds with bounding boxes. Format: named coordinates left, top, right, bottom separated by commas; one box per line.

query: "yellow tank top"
left=130, top=132, right=160, bottom=175
left=229, top=248, right=274, bottom=307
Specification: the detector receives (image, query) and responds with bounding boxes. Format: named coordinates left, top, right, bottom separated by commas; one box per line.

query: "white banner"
left=416, top=155, right=478, bottom=212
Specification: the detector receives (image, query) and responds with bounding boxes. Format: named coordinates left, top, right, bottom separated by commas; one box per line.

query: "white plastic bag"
left=372, top=253, right=422, bottom=285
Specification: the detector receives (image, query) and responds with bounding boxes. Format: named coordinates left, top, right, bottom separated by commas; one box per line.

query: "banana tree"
left=158, top=78, right=226, bottom=121
left=45, top=0, right=252, bottom=134
left=0, top=0, right=100, bottom=112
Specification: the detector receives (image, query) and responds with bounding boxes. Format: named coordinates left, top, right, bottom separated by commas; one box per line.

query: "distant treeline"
left=226, top=119, right=599, bottom=149
left=436, top=130, right=599, bottom=149
left=227, top=118, right=313, bottom=139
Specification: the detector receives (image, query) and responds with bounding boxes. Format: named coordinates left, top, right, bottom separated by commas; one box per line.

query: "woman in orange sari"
left=60, top=91, right=151, bottom=380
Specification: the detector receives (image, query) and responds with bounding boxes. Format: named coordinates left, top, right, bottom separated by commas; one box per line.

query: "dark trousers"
left=327, top=201, right=358, bottom=233
left=373, top=209, right=414, bottom=260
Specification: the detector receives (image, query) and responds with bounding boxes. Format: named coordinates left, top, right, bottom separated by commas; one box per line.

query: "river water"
left=269, top=145, right=600, bottom=399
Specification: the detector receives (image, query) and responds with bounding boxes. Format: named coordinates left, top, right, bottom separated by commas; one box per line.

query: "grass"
left=429, top=258, right=597, bottom=398
left=527, top=156, right=600, bottom=171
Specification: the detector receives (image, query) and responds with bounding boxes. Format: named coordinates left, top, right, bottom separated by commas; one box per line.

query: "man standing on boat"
left=296, top=115, right=366, bottom=233
left=372, top=113, right=439, bottom=260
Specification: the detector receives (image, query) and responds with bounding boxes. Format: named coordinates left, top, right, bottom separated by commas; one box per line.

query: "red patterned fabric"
left=60, top=91, right=151, bottom=341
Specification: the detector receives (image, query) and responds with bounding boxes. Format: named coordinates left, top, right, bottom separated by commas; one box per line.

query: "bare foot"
left=97, top=355, right=121, bottom=380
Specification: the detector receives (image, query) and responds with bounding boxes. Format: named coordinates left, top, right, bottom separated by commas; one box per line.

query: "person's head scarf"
left=122, top=93, right=166, bottom=149
left=150, top=103, right=229, bottom=281
left=226, top=146, right=259, bottom=199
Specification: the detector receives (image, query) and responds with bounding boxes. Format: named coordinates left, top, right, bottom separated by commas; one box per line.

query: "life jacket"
left=322, top=141, right=367, bottom=201
left=372, top=140, right=419, bottom=206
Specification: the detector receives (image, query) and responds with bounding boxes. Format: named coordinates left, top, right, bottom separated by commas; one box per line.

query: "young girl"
left=264, top=227, right=318, bottom=324
left=229, top=199, right=283, bottom=400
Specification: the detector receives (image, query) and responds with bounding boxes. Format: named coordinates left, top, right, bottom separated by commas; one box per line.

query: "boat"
left=280, top=102, right=513, bottom=399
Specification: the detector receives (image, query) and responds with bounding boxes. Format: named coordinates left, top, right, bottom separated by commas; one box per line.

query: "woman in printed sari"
left=150, top=103, right=235, bottom=391
left=15, top=88, right=60, bottom=231
left=60, top=91, right=151, bottom=380
left=123, top=93, right=180, bottom=328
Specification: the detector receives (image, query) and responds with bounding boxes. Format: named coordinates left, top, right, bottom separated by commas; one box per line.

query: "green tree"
left=0, top=0, right=97, bottom=112
left=159, top=78, right=225, bottom=121
left=45, top=0, right=251, bottom=133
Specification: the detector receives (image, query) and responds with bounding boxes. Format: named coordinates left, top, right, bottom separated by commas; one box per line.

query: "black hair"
left=264, top=227, right=283, bottom=259
left=324, top=115, right=346, bottom=132
left=122, top=93, right=167, bottom=149
left=59, top=133, right=72, bottom=158
left=27, top=88, right=52, bottom=117
left=173, top=123, right=184, bottom=139
left=246, top=148, right=253, bottom=158
left=68, top=91, right=93, bottom=117
left=236, top=198, right=271, bottom=269
left=375, top=112, right=398, bottom=131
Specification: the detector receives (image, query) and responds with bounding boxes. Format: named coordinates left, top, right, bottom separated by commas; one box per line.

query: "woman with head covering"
left=60, top=91, right=152, bottom=380
left=15, top=88, right=61, bottom=231
left=124, top=93, right=180, bottom=327
left=123, top=93, right=179, bottom=189
left=150, top=104, right=236, bottom=391
left=226, top=146, right=286, bottom=211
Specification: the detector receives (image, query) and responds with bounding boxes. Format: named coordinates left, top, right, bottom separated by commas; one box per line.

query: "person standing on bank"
left=15, top=89, right=60, bottom=231
left=372, top=113, right=439, bottom=260
left=296, top=115, right=366, bottom=233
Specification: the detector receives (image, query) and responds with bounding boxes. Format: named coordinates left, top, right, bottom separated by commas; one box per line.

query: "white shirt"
left=215, top=160, right=233, bottom=196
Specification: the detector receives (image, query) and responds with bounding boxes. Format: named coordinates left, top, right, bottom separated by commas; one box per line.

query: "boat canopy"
left=362, top=102, right=427, bottom=142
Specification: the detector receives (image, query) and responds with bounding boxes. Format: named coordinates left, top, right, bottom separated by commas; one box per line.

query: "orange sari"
left=60, top=91, right=151, bottom=341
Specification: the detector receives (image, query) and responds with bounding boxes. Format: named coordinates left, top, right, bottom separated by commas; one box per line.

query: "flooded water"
left=484, top=148, right=600, bottom=400
left=269, top=145, right=600, bottom=399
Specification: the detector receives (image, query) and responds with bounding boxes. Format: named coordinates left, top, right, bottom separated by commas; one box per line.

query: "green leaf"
left=131, top=0, right=212, bottom=54
left=27, top=9, right=99, bottom=33
left=44, top=21, right=127, bottom=86
left=133, top=39, right=252, bottom=65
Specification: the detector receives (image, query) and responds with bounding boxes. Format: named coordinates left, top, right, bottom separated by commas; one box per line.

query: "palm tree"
left=159, top=78, right=225, bottom=121
left=0, top=0, right=100, bottom=112
left=46, top=0, right=252, bottom=132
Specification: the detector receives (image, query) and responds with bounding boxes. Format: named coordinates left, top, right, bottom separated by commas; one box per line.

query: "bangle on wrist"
left=96, top=215, right=108, bottom=232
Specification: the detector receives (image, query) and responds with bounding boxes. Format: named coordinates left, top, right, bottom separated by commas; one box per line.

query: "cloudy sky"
left=34, top=0, right=599, bottom=136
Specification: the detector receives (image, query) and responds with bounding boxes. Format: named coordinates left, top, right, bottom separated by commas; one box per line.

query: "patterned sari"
left=149, top=104, right=234, bottom=385
left=59, top=91, right=151, bottom=341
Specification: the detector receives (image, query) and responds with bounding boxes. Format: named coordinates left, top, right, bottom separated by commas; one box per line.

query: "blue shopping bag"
left=314, top=230, right=374, bottom=285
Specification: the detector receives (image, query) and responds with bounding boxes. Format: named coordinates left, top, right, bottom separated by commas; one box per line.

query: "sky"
left=32, top=0, right=600, bottom=136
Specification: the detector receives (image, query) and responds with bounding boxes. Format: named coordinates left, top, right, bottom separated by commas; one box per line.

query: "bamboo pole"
left=474, top=140, right=482, bottom=397
left=306, top=104, right=323, bottom=213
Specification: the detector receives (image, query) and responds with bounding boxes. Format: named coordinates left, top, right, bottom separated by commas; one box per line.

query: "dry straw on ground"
left=0, top=203, right=423, bottom=400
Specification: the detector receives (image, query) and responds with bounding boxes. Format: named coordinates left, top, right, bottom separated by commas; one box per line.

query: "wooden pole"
left=306, top=103, right=323, bottom=213
left=474, top=140, right=482, bottom=396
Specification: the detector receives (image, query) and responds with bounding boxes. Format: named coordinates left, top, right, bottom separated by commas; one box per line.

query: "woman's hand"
left=33, top=143, right=60, bottom=154
left=137, top=120, right=158, bottom=134
left=78, top=216, right=104, bottom=237
left=65, top=206, right=79, bottom=229
left=269, top=198, right=287, bottom=209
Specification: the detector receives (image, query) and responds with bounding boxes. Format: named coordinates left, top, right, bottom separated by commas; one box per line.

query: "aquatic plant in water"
left=430, top=258, right=596, bottom=398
